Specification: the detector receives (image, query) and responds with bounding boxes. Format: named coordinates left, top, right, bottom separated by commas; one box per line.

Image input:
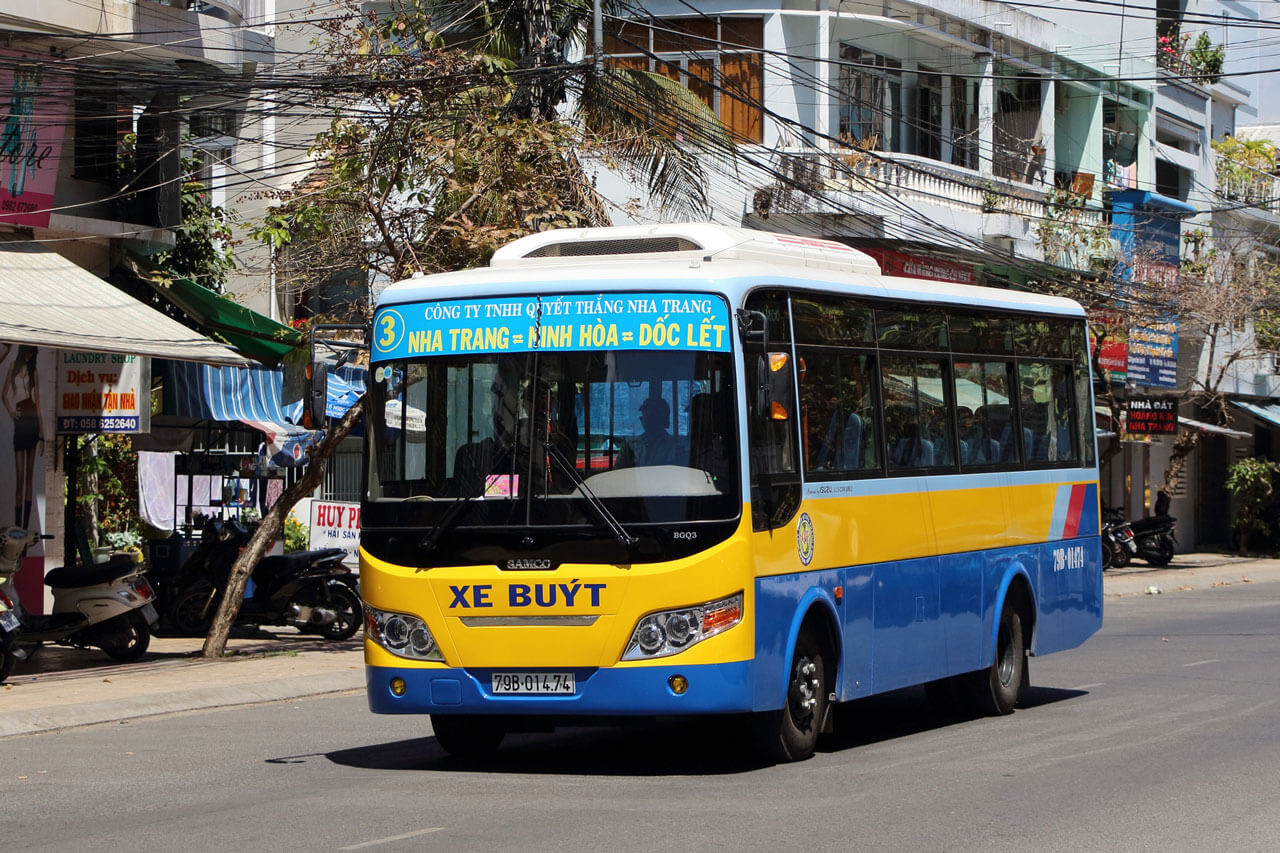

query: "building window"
left=606, top=17, right=764, bottom=144
left=838, top=45, right=903, bottom=151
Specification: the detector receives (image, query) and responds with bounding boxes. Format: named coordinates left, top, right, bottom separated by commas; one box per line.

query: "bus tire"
left=753, top=627, right=828, bottom=762
left=431, top=714, right=505, bottom=758
left=964, top=602, right=1025, bottom=716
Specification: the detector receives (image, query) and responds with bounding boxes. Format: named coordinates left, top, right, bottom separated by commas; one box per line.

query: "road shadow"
left=322, top=684, right=1088, bottom=776
left=325, top=716, right=765, bottom=776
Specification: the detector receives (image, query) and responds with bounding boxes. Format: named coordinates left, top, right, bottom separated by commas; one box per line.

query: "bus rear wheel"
left=753, top=628, right=828, bottom=763
left=964, top=601, right=1026, bottom=716
left=431, top=714, right=506, bottom=758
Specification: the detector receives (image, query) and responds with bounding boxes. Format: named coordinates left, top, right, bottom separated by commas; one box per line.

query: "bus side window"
left=802, top=349, right=879, bottom=476
left=1017, top=361, right=1077, bottom=466
left=882, top=355, right=953, bottom=472
left=955, top=360, right=1013, bottom=469
left=745, top=291, right=801, bottom=531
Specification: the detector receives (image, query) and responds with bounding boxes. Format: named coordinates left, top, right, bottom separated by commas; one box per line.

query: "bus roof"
left=377, top=224, right=1084, bottom=318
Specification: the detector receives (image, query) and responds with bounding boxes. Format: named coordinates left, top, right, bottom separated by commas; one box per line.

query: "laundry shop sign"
left=56, top=351, right=151, bottom=434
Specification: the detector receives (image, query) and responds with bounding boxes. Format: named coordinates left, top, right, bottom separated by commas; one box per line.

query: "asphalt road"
left=4, top=582, right=1278, bottom=852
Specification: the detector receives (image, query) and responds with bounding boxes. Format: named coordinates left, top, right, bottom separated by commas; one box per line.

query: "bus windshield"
left=367, top=325, right=740, bottom=538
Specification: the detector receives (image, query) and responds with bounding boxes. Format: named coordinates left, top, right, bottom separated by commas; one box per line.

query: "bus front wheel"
left=753, top=628, right=828, bottom=762
left=431, top=714, right=506, bottom=758
left=964, top=602, right=1026, bottom=716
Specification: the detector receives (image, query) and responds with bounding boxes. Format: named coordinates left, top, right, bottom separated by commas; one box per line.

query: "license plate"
left=0, top=609, right=17, bottom=632
left=140, top=602, right=159, bottom=626
left=491, top=672, right=575, bottom=695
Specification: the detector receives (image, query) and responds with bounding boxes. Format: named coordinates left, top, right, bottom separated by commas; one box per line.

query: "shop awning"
left=163, top=360, right=363, bottom=427
left=1231, top=400, right=1280, bottom=429
left=1179, top=415, right=1251, bottom=438
left=165, top=360, right=303, bottom=425
left=0, top=242, right=245, bottom=364
left=124, top=257, right=304, bottom=365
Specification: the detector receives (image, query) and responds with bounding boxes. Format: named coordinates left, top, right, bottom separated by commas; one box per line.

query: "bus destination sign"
left=372, top=292, right=732, bottom=360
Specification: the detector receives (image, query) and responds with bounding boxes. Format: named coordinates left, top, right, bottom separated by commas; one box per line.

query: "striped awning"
left=167, top=361, right=304, bottom=425
left=164, top=360, right=364, bottom=428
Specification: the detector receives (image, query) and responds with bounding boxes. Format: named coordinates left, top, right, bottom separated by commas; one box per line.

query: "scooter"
left=165, top=519, right=360, bottom=641
left=0, top=527, right=159, bottom=663
left=1130, top=492, right=1177, bottom=567
left=1101, top=507, right=1138, bottom=571
left=1, top=585, right=19, bottom=683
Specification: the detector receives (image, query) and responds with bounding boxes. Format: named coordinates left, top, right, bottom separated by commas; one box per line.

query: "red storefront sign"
left=863, top=248, right=976, bottom=285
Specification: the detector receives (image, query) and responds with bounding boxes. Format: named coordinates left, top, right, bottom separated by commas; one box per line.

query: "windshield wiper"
left=545, top=444, right=639, bottom=549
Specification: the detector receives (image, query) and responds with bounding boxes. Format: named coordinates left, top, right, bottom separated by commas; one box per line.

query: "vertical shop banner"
left=56, top=352, right=152, bottom=434
left=309, top=500, right=360, bottom=566
left=1126, top=320, right=1178, bottom=388
left=0, top=49, right=69, bottom=228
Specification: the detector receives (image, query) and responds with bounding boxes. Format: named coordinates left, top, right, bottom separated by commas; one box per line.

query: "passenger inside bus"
left=617, top=396, right=688, bottom=468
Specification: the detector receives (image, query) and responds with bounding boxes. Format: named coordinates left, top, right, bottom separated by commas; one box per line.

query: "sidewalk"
left=3, top=553, right=1279, bottom=739
left=1, top=632, right=364, bottom=738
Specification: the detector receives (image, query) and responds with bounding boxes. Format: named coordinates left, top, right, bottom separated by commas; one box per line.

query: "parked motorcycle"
left=0, top=527, right=159, bottom=664
left=164, top=519, right=360, bottom=640
left=1101, top=507, right=1138, bottom=571
left=1130, top=492, right=1177, bottom=567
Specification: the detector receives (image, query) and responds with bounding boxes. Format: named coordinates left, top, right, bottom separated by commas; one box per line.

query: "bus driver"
left=617, top=396, right=687, bottom=468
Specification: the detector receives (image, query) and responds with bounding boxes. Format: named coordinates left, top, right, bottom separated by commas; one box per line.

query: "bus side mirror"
left=756, top=351, right=793, bottom=421
left=306, top=359, right=329, bottom=428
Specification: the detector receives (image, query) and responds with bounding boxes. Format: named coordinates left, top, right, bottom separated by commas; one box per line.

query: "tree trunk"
left=202, top=397, right=365, bottom=658
left=1161, top=429, right=1200, bottom=498
left=81, top=438, right=100, bottom=547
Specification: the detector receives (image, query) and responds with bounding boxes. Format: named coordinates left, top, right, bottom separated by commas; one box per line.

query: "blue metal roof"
left=1232, top=400, right=1280, bottom=429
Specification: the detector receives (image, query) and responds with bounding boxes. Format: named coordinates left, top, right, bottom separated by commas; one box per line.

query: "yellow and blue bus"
left=360, top=224, right=1102, bottom=761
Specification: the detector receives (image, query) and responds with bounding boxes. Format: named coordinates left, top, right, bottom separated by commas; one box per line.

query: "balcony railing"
left=1215, top=153, right=1280, bottom=212
left=771, top=148, right=1053, bottom=219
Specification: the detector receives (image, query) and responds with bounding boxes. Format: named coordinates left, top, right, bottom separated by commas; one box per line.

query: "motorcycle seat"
left=44, top=556, right=139, bottom=589
left=256, top=549, right=347, bottom=578
left=1129, top=515, right=1174, bottom=534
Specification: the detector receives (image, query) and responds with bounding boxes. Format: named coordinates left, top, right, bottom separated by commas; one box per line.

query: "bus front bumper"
left=366, top=661, right=754, bottom=716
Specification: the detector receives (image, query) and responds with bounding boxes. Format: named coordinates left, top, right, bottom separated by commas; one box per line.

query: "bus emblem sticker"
left=796, top=513, right=814, bottom=566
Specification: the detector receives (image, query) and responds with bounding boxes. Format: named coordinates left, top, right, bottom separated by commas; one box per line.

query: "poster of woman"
left=0, top=342, right=50, bottom=611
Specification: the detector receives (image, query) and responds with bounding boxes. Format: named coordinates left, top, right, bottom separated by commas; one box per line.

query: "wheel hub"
left=789, top=656, right=820, bottom=722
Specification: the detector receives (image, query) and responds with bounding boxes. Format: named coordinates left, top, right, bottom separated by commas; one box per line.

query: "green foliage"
left=283, top=516, right=309, bottom=552
left=1036, top=187, right=1114, bottom=276
left=1212, top=137, right=1277, bottom=204
left=153, top=150, right=236, bottom=291
left=1188, top=32, right=1225, bottom=83
left=103, top=529, right=143, bottom=549
left=1256, top=309, right=1280, bottom=354
left=1224, top=457, right=1280, bottom=553
left=76, top=435, right=140, bottom=544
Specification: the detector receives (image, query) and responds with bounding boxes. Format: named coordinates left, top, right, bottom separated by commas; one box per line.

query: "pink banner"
left=0, top=50, right=69, bottom=228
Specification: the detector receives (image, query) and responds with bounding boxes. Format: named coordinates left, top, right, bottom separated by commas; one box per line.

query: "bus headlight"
left=364, top=605, right=444, bottom=662
left=622, top=592, right=743, bottom=660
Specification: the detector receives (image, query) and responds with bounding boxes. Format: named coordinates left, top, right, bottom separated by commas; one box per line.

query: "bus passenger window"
left=955, top=361, right=1013, bottom=468
left=882, top=355, right=952, bottom=472
left=1017, top=362, right=1076, bottom=465
left=802, top=350, right=879, bottom=476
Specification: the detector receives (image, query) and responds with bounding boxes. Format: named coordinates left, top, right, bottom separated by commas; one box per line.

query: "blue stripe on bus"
left=752, top=537, right=1102, bottom=710
left=366, top=660, right=754, bottom=716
